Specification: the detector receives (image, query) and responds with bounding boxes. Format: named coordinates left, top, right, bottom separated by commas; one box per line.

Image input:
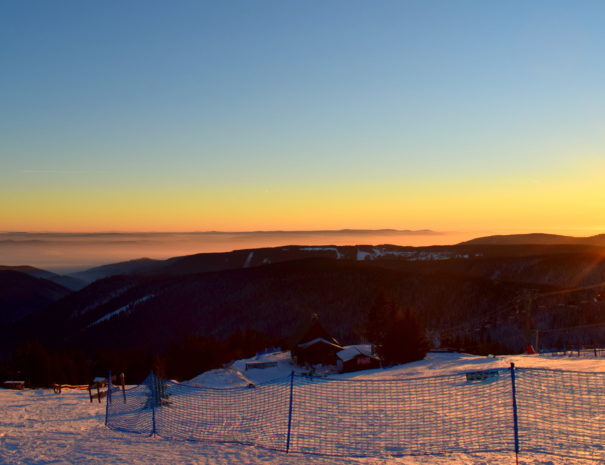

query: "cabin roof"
left=337, top=345, right=375, bottom=362
left=298, top=337, right=343, bottom=351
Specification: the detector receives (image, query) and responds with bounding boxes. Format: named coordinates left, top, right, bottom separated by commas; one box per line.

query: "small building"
left=291, top=314, right=343, bottom=366
left=3, top=381, right=25, bottom=390
left=337, top=345, right=381, bottom=373
left=295, top=337, right=344, bottom=366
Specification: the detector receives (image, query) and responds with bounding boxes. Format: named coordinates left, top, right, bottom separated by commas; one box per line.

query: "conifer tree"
left=364, top=293, right=396, bottom=349
left=365, top=295, right=429, bottom=365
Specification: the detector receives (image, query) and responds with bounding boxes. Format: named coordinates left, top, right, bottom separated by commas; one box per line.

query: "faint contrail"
left=21, top=169, right=110, bottom=174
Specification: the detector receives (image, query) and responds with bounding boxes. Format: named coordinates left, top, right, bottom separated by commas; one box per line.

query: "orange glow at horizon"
left=2, top=162, right=605, bottom=236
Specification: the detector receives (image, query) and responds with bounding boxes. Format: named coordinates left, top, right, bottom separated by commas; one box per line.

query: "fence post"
left=510, top=363, right=520, bottom=465
left=120, top=372, right=126, bottom=403
left=150, top=372, right=157, bottom=437
left=105, top=370, right=112, bottom=427
left=285, top=371, right=295, bottom=453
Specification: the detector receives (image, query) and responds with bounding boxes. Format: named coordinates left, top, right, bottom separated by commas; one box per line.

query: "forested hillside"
left=2, top=243, right=605, bottom=385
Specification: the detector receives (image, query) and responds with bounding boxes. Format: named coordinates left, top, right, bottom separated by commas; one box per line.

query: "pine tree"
left=364, top=293, right=396, bottom=350
left=365, top=295, right=429, bottom=365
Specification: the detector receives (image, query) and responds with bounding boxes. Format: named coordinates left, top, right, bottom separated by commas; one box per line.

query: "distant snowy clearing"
left=227, top=350, right=605, bottom=385
left=1, top=353, right=604, bottom=465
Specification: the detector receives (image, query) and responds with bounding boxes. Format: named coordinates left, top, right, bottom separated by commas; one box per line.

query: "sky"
left=2, top=0, right=605, bottom=240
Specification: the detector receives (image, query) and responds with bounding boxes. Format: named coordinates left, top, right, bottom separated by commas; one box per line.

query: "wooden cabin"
left=337, top=345, right=381, bottom=373
left=291, top=314, right=343, bottom=366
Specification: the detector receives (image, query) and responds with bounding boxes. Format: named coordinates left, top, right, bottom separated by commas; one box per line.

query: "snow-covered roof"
left=298, top=337, right=343, bottom=350
left=337, top=345, right=375, bottom=362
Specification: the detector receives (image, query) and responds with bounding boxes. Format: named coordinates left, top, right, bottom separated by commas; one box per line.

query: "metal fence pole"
left=150, top=372, right=157, bottom=436
left=120, top=372, right=126, bottom=403
left=286, top=371, right=295, bottom=453
left=105, top=370, right=112, bottom=427
left=510, top=363, right=520, bottom=465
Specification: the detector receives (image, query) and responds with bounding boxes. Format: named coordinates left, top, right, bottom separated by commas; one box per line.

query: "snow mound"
left=230, top=351, right=295, bottom=384
left=184, top=368, right=253, bottom=388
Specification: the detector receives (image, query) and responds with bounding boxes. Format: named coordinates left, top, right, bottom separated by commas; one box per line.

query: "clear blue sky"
left=2, top=0, right=604, bottom=234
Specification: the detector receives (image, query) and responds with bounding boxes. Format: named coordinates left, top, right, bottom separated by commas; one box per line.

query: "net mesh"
left=289, top=371, right=512, bottom=457
left=154, top=377, right=290, bottom=450
left=515, top=368, right=605, bottom=461
left=106, top=367, right=605, bottom=461
left=106, top=381, right=154, bottom=436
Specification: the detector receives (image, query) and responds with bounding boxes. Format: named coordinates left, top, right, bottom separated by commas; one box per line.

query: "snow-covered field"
left=2, top=353, right=604, bottom=465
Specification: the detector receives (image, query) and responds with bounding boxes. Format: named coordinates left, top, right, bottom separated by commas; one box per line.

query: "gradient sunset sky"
left=2, top=1, right=605, bottom=237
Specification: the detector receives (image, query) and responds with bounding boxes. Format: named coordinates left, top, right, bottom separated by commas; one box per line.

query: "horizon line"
left=0, top=228, right=442, bottom=236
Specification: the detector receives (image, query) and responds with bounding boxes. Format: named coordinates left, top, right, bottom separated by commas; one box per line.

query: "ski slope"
left=1, top=352, right=604, bottom=465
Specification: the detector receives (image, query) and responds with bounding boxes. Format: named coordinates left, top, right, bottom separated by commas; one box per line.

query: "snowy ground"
left=1, top=353, right=604, bottom=465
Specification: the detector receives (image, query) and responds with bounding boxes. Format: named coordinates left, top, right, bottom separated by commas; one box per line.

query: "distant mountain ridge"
left=460, top=233, right=605, bottom=247
left=69, top=245, right=481, bottom=283
left=70, top=258, right=160, bottom=283
left=0, top=270, right=72, bottom=324
left=6, top=231, right=605, bottom=286
left=0, top=228, right=436, bottom=237
left=0, top=229, right=442, bottom=275
left=69, top=238, right=605, bottom=284
left=0, top=265, right=86, bottom=291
